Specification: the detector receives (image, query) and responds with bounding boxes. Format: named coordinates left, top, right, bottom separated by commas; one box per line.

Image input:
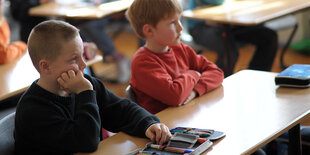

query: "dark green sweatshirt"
left=14, top=74, right=159, bottom=155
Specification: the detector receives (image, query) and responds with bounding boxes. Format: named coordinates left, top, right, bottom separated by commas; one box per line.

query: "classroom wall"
left=296, top=10, right=310, bottom=40
left=277, top=10, right=310, bottom=45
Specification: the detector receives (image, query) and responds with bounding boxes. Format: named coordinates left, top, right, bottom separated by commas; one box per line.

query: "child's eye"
left=171, top=19, right=181, bottom=25
left=72, top=56, right=77, bottom=62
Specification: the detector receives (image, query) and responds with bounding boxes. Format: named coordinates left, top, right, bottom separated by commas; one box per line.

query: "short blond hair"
left=27, top=20, right=79, bottom=72
left=126, top=0, right=182, bottom=39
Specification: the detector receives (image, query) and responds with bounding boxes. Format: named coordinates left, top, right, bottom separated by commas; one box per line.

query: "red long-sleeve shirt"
left=0, top=19, right=27, bottom=64
left=130, top=42, right=224, bottom=114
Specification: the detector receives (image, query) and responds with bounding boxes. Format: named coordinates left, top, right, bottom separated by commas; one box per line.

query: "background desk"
left=182, top=0, right=310, bottom=26
left=29, top=0, right=133, bottom=19
left=76, top=70, right=310, bottom=155
left=182, top=0, right=310, bottom=76
left=0, top=53, right=102, bottom=101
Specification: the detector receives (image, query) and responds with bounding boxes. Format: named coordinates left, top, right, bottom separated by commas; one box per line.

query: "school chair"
left=0, top=112, right=15, bottom=155
left=265, top=15, right=298, bottom=69
left=0, top=93, right=22, bottom=120
left=252, top=149, right=267, bottom=155
left=125, top=85, right=136, bottom=102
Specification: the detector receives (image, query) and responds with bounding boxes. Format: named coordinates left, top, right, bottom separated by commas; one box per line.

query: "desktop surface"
left=0, top=53, right=102, bottom=101
left=0, top=53, right=39, bottom=101
left=29, top=0, right=134, bottom=19
left=182, top=0, right=310, bottom=26
left=76, top=70, right=310, bottom=155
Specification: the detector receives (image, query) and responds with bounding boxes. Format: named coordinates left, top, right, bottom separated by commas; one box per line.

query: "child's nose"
left=177, top=21, right=183, bottom=32
left=80, top=59, right=87, bottom=70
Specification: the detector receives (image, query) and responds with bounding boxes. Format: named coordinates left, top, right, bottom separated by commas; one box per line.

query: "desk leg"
left=221, top=25, right=234, bottom=77
left=279, top=24, right=298, bottom=69
left=288, top=124, right=302, bottom=155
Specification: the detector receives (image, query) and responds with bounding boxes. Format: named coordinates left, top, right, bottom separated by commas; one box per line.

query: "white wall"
left=277, top=10, right=310, bottom=45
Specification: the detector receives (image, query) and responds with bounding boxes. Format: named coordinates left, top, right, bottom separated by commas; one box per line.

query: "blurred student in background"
left=183, top=0, right=278, bottom=76
left=78, top=16, right=131, bottom=83
left=10, top=0, right=130, bottom=83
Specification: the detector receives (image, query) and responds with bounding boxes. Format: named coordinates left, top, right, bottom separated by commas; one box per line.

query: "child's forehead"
left=59, top=38, right=82, bottom=54
left=161, top=12, right=182, bottom=21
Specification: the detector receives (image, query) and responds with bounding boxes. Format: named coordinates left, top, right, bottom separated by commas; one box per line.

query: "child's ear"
left=38, top=59, right=50, bottom=74
left=142, top=24, right=154, bottom=38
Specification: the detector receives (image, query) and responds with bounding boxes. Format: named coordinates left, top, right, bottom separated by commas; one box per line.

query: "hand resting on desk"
left=145, top=123, right=172, bottom=145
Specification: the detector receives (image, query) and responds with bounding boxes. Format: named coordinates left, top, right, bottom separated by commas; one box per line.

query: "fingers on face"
left=57, top=77, right=65, bottom=86
left=60, top=72, right=69, bottom=81
left=59, top=70, right=77, bottom=81
left=68, top=70, right=76, bottom=78
left=58, top=70, right=75, bottom=87
left=76, top=70, right=84, bottom=78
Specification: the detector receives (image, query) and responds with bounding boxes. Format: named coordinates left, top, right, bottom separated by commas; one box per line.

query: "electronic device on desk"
left=275, top=64, right=310, bottom=88
left=127, top=127, right=225, bottom=155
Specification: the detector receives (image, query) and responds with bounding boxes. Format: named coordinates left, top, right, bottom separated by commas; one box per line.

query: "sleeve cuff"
left=193, top=82, right=206, bottom=96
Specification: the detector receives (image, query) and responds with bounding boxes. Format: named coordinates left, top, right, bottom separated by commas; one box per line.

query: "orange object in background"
left=0, top=19, right=27, bottom=64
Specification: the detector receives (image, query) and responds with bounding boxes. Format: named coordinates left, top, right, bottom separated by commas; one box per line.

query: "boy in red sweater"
left=0, top=0, right=26, bottom=64
left=126, top=0, right=224, bottom=114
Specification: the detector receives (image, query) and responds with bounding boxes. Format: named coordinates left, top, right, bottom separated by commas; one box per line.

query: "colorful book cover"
left=275, top=64, right=310, bottom=87
left=276, top=64, right=310, bottom=79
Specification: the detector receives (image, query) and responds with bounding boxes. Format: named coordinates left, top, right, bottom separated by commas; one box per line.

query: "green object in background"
left=290, top=39, right=310, bottom=55
left=201, top=0, right=225, bottom=5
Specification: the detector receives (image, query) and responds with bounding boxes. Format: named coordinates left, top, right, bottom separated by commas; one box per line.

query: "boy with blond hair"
left=14, top=20, right=171, bottom=155
left=126, top=0, right=224, bottom=114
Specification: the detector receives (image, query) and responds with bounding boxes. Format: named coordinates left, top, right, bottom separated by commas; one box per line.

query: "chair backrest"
left=0, top=112, right=15, bottom=155
left=125, top=85, right=136, bottom=102
left=265, top=15, right=297, bottom=31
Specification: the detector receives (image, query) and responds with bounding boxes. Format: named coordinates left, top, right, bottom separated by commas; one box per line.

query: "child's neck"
left=145, top=42, right=169, bottom=53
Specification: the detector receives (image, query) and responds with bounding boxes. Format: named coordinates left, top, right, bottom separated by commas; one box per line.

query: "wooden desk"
left=76, top=70, right=310, bottom=155
left=29, top=0, right=133, bottom=19
left=182, top=0, right=310, bottom=26
left=0, top=53, right=102, bottom=101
